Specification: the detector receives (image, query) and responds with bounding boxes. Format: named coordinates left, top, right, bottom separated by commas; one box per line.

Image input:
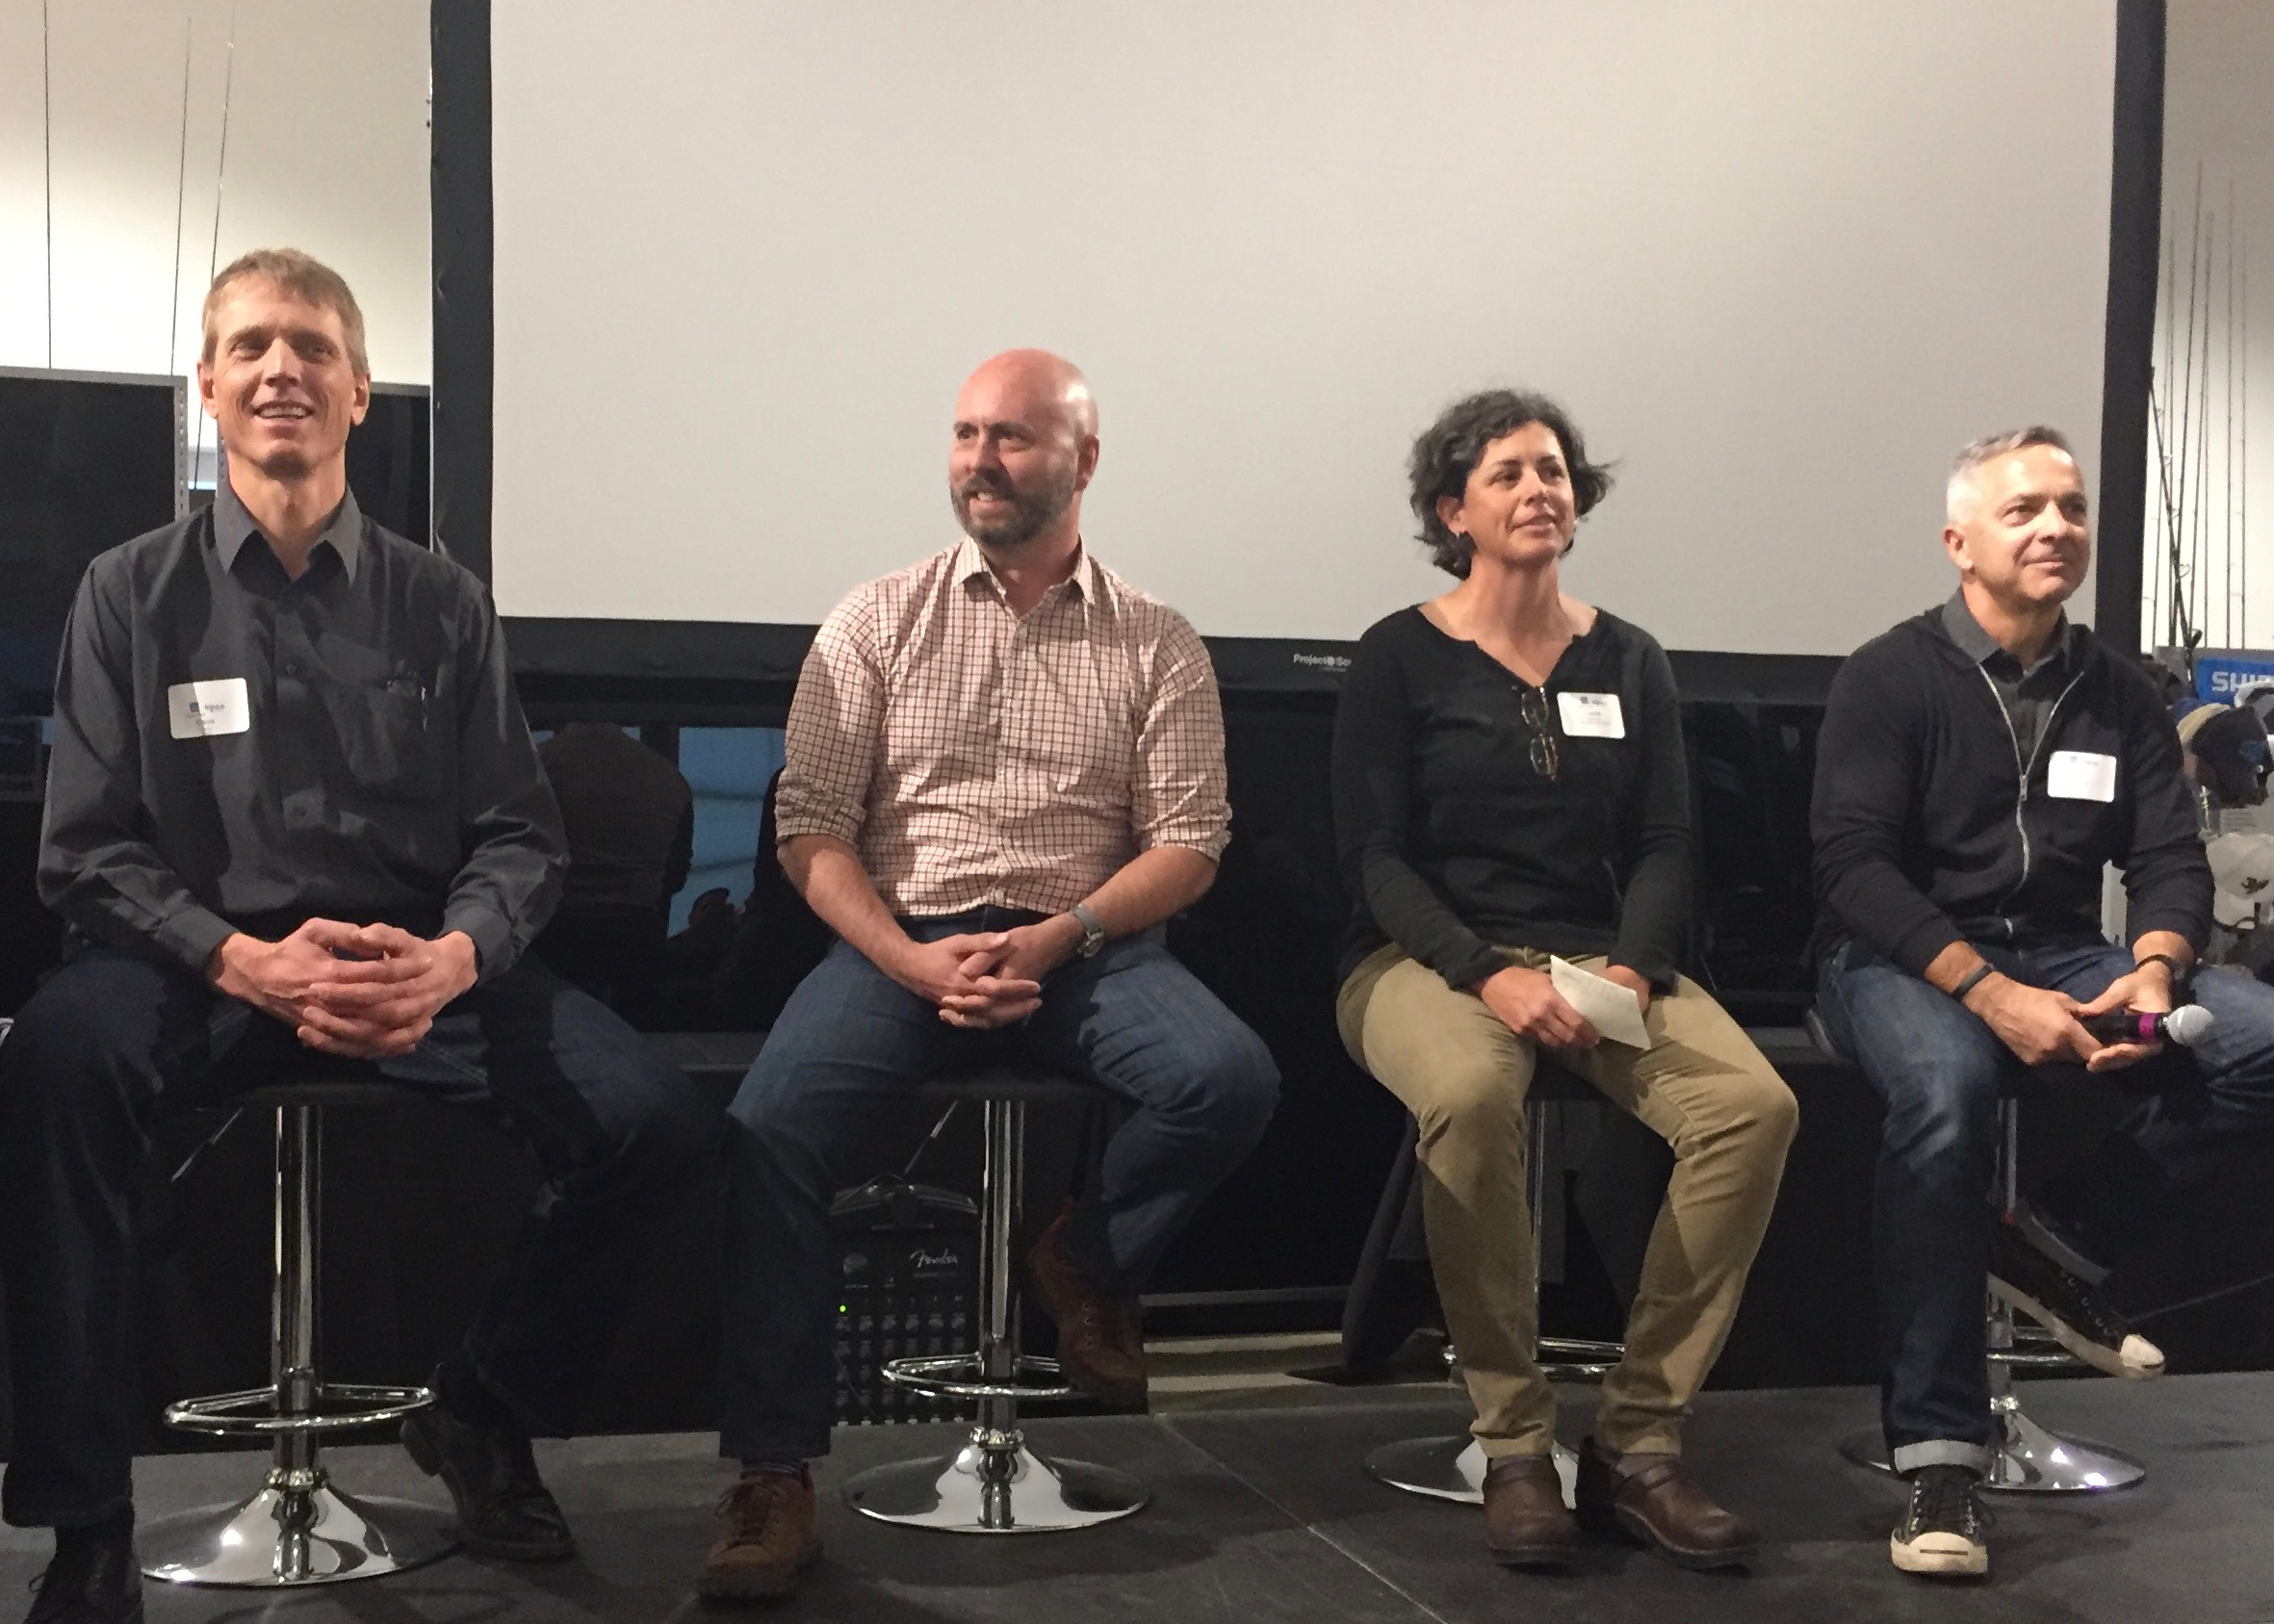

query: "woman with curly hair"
left=1332, top=389, right=1796, bottom=1573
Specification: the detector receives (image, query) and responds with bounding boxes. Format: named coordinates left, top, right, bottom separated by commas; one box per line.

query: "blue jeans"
left=717, top=908, right=1279, bottom=1463
left=0, top=944, right=714, bottom=1529
left=1818, top=938, right=2274, bottom=1474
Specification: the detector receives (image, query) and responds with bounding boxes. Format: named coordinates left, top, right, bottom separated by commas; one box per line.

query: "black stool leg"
left=142, top=1104, right=456, bottom=1585
left=843, top=1096, right=1149, bottom=1532
left=1839, top=1097, right=2147, bottom=1493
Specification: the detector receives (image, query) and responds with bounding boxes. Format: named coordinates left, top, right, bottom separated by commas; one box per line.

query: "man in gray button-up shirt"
left=0, top=250, right=709, bottom=1615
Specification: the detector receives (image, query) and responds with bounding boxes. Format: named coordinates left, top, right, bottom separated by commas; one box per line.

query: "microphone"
left=2080, top=1005, right=2214, bottom=1047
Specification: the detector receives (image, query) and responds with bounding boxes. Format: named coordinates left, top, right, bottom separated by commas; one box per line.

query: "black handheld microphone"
left=2080, top=1005, right=2214, bottom=1046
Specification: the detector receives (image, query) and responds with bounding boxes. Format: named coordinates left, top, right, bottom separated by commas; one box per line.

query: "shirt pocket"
left=324, top=679, right=443, bottom=802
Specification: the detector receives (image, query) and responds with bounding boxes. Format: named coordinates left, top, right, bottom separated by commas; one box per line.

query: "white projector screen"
left=490, top=1, right=2116, bottom=655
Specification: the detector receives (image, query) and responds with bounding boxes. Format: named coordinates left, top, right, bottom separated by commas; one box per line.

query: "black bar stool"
left=1358, top=1063, right=1627, bottom=1508
left=141, top=1068, right=457, bottom=1586
left=840, top=1063, right=1148, bottom=1534
left=1803, top=1010, right=2147, bottom=1494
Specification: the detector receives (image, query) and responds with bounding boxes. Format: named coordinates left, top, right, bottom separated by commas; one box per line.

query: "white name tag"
left=2047, top=749, right=2117, bottom=802
left=1556, top=691, right=1625, bottom=738
left=167, top=678, right=250, bottom=739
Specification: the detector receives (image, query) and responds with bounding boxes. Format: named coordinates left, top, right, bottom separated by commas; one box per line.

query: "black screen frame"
left=433, top=1, right=2165, bottom=707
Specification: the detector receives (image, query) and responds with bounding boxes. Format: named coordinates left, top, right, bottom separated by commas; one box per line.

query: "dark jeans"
left=1818, top=938, right=2274, bottom=1474
left=718, top=908, right=1279, bottom=1463
left=0, top=944, right=714, bottom=1530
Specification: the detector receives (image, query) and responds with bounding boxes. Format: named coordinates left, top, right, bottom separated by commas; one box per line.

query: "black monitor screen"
left=0, top=372, right=180, bottom=707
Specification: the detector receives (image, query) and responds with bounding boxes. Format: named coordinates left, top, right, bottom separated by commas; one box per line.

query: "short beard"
left=952, top=466, right=1077, bottom=551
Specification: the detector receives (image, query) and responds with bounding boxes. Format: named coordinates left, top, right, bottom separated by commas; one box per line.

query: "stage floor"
left=5, top=1372, right=2268, bottom=1623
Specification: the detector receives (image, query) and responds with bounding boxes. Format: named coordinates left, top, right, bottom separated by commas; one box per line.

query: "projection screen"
left=488, top=1, right=2116, bottom=655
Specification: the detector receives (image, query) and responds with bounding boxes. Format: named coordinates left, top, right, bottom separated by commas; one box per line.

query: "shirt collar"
left=211, top=475, right=364, bottom=582
left=1941, top=587, right=2074, bottom=676
left=951, top=534, right=1095, bottom=603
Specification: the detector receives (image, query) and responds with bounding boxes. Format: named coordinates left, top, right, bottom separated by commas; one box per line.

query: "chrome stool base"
left=1838, top=1397, right=2147, bottom=1494
left=142, top=1479, right=456, bottom=1586
left=1361, top=1435, right=1577, bottom=1508
left=844, top=1436, right=1149, bottom=1533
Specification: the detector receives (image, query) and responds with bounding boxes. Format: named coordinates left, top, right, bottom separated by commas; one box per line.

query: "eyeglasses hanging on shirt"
left=1516, top=686, right=1560, bottom=781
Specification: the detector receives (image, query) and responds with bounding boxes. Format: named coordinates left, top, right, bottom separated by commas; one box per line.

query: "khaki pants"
left=1337, top=944, right=1796, bottom=1459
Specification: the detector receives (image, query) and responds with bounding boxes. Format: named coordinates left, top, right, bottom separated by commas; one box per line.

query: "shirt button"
left=283, top=661, right=300, bottom=677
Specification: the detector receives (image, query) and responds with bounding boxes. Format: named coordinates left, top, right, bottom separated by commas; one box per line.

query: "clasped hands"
left=892, top=915, right=1086, bottom=1029
left=1471, top=961, right=1653, bottom=1048
left=208, top=918, right=479, bottom=1058
left=1964, top=963, right=2172, bottom=1074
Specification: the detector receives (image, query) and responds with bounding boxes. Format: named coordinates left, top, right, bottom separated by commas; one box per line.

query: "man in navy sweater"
left=1813, top=427, right=2274, bottom=1581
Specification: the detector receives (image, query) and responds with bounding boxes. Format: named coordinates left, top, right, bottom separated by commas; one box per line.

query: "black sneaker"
left=25, top=1517, right=142, bottom=1624
left=401, top=1372, right=577, bottom=1560
left=1988, top=1217, right=2164, bottom=1379
left=1890, top=1464, right=1988, bottom=1578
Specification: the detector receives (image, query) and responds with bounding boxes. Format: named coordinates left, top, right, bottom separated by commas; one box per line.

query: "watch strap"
left=1070, top=902, right=1107, bottom=957
left=2133, top=951, right=2189, bottom=984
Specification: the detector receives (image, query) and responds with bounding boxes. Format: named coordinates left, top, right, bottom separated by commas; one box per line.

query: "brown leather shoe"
left=1574, top=1438, right=1758, bottom=1570
left=1025, top=1201, right=1148, bottom=1408
left=697, top=1469, right=821, bottom=1603
left=1482, top=1454, right=1579, bottom=1569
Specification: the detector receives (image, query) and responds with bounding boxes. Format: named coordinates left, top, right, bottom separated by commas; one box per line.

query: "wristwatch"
left=1070, top=902, right=1107, bottom=959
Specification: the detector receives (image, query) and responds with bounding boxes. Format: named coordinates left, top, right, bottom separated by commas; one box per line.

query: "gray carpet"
left=4, top=1374, right=2268, bottom=1622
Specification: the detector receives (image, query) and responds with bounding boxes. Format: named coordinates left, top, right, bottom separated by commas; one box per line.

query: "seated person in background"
left=1812, top=426, right=2274, bottom=1581
left=0, top=249, right=711, bottom=1624
left=532, top=721, right=695, bottom=1018
left=1332, top=389, right=1796, bottom=1575
left=700, top=349, right=1279, bottom=1602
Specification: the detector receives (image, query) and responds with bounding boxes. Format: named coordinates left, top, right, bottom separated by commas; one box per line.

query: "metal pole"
left=974, top=1097, right=1021, bottom=1530
left=271, top=1105, right=322, bottom=1579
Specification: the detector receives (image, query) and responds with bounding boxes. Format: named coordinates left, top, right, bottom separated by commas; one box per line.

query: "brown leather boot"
left=1025, top=1201, right=1148, bottom=1408
left=1481, top=1454, right=1579, bottom=1569
left=1574, top=1438, right=1758, bottom=1570
left=697, top=1468, right=821, bottom=1602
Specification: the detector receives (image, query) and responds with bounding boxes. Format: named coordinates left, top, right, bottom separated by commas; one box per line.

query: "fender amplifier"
left=830, top=1176, right=979, bottom=1426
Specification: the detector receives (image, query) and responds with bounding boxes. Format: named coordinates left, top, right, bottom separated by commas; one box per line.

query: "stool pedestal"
left=142, top=1093, right=456, bottom=1586
left=1838, top=1097, right=2146, bottom=1496
left=842, top=1087, right=1146, bottom=1533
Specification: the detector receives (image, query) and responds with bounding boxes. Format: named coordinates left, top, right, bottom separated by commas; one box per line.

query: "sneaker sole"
left=697, top=1540, right=823, bottom=1603
left=400, top=1412, right=578, bottom=1561
left=1988, top=1276, right=2164, bottom=1380
left=1891, top=1533, right=1987, bottom=1577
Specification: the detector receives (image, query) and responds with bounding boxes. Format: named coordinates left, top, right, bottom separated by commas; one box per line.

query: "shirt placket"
left=272, top=579, right=325, bottom=881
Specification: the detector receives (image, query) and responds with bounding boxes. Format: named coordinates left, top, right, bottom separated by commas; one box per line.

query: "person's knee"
left=1721, top=1067, right=1800, bottom=1157
left=623, top=1062, right=720, bottom=1175
left=1874, top=1061, right=1997, bottom=1172
left=1180, top=1023, right=1279, bottom=1148
left=1408, top=1055, right=1525, bottom=1148
left=0, top=957, right=166, bottom=1121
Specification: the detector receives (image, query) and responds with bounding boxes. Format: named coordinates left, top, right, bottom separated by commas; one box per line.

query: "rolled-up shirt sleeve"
left=777, top=589, right=886, bottom=848
left=1130, top=614, right=1230, bottom=861
left=439, top=596, right=568, bottom=979
left=38, top=562, right=238, bottom=973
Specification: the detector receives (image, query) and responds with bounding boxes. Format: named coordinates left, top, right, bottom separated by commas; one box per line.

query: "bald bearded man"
left=700, top=351, right=1279, bottom=1598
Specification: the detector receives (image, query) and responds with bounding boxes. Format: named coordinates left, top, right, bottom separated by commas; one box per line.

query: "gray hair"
left=1946, top=425, right=2075, bottom=523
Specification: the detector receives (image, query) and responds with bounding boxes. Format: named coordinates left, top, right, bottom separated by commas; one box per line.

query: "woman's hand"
left=1474, top=965, right=1600, bottom=1048
left=1597, top=963, right=1654, bottom=1017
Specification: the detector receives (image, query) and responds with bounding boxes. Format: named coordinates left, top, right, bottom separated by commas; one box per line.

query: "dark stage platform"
left=7, top=1374, right=2269, bottom=1623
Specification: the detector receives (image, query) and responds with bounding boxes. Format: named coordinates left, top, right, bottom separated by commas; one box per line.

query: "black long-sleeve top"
left=1811, top=606, right=2209, bottom=974
left=1331, top=606, right=1693, bottom=992
left=39, top=479, right=567, bottom=979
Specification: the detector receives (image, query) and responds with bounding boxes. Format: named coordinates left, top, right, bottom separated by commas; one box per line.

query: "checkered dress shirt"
left=777, top=538, right=1231, bottom=917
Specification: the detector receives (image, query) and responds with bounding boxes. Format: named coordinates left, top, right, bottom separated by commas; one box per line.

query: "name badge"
left=1556, top=691, right=1625, bottom=738
left=2047, top=749, right=2117, bottom=803
left=167, top=678, right=250, bottom=739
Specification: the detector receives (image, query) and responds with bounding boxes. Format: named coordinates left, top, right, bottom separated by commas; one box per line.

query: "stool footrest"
left=164, top=1382, right=434, bottom=1437
left=882, top=1353, right=1077, bottom=1403
left=1537, top=1335, right=1624, bottom=1381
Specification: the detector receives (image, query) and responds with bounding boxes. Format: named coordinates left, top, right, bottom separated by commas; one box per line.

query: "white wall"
left=0, top=0, right=429, bottom=390
left=2149, top=0, right=2274, bottom=654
